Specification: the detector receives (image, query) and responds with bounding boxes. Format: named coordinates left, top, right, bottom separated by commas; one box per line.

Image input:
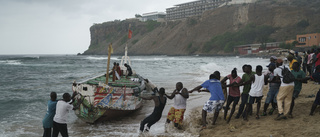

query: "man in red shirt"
left=221, top=68, right=241, bottom=123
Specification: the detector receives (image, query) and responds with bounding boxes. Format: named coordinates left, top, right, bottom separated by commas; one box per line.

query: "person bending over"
left=189, top=71, right=225, bottom=129
left=52, top=92, right=76, bottom=137
left=140, top=88, right=167, bottom=132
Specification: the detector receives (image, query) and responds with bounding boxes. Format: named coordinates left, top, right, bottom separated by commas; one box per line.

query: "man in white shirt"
left=52, top=92, right=76, bottom=137
left=274, top=59, right=294, bottom=120
left=243, top=65, right=267, bottom=121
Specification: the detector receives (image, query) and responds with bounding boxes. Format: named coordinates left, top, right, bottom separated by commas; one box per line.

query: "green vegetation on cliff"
left=203, top=24, right=276, bottom=53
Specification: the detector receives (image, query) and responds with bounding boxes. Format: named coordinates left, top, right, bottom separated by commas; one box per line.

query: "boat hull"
left=72, top=74, right=146, bottom=123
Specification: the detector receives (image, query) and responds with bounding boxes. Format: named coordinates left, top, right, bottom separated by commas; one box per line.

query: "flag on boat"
left=128, top=30, right=132, bottom=39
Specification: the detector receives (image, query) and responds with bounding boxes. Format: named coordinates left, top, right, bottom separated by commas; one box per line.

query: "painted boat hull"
left=72, top=74, right=146, bottom=123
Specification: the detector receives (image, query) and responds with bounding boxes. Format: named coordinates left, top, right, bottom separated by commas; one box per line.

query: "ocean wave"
left=84, top=56, right=122, bottom=61
left=130, top=57, right=165, bottom=61
left=85, top=56, right=107, bottom=60
left=22, top=56, right=40, bottom=59
left=200, top=62, right=224, bottom=73
left=0, top=60, right=22, bottom=65
left=7, top=56, right=40, bottom=60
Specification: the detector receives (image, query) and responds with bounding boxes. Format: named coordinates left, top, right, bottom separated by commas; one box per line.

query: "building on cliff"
left=140, top=12, right=166, bottom=22
left=228, top=0, right=257, bottom=5
left=295, top=33, right=320, bottom=47
left=234, top=42, right=281, bottom=55
left=166, top=0, right=227, bottom=21
left=165, top=0, right=257, bottom=21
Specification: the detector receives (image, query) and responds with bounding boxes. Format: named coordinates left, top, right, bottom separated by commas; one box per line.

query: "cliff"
left=82, top=0, right=320, bottom=55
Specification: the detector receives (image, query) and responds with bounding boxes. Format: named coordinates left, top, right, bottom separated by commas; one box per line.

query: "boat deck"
left=83, top=74, right=142, bottom=88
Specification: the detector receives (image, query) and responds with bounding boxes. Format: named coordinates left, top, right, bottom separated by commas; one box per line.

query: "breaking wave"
left=0, top=60, right=22, bottom=65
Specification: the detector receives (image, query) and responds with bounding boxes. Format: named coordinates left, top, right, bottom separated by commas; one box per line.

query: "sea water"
left=0, top=55, right=268, bottom=137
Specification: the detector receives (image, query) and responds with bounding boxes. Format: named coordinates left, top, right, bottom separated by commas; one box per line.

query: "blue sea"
left=0, top=55, right=268, bottom=137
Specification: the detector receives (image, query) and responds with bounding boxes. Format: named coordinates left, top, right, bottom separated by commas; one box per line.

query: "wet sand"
left=183, top=81, right=320, bottom=137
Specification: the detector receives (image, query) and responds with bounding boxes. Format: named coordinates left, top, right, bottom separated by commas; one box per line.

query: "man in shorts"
left=243, top=65, right=267, bottom=120
left=189, top=71, right=225, bottom=129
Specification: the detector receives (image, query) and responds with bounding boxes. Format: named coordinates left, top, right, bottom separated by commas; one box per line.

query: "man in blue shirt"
left=189, top=71, right=225, bottom=129
left=42, top=92, right=57, bottom=137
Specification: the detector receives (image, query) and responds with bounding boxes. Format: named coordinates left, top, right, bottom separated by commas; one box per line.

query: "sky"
left=0, top=0, right=188, bottom=55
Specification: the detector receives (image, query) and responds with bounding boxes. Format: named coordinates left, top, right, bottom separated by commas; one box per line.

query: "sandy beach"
left=179, top=81, right=320, bottom=137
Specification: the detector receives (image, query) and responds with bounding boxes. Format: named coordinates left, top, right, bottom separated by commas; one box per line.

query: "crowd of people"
left=139, top=49, right=320, bottom=132
left=42, top=50, right=320, bottom=136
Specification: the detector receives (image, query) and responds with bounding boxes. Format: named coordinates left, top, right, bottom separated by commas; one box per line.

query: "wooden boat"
left=72, top=44, right=150, bottom=123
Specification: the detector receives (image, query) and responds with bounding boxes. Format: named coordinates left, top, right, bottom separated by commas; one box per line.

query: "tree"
left=256, top=25, right=275, bottom=50
left=135, top=14, right=142, bottom=18
left=297, top=19, right=309, bottom=28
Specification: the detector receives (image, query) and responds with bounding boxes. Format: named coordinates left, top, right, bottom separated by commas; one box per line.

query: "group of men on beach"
left=140, top=49, right=320, bottom=132
left=43, top=49, right=320, bottom=135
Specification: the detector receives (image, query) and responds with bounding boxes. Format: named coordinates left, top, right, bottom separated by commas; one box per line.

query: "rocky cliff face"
left=82, top=0, right=320, bottom=55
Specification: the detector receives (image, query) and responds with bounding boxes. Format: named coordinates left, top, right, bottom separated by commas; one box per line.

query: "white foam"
left=85, top=56, right=107, bottom=60
left=0, top=60, right=22, bottom=65
left=23, top=56, right=40, bottom=59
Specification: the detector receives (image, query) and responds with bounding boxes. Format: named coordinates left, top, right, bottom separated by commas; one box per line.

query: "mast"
left=106, top=43, right=113, bottom=84
left=121, top=24, right=132, bottom=66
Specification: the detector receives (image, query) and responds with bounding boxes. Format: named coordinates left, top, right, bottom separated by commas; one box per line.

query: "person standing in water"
left=165, top=82, right=189, bottom=129
left=52, top=92, right=76, bottom=137
left=189, top=71, right=225, bottom=129
left=42, top=92, right=58, bottom=137
left=221, top=68, right=241, bottom=123
left=139, top=88, right=167, bottom=132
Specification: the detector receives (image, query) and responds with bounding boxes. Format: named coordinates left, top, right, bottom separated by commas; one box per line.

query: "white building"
left=140, top=12, right=166, bottom=22
left=228, top=0, right=257, bottom=4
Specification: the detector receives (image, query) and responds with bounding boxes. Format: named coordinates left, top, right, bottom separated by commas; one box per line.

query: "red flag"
left=128, top=30, right=132, bottom=39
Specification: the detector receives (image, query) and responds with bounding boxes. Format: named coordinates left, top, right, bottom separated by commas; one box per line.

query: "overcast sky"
left=0, top=0, right=187, bottom=55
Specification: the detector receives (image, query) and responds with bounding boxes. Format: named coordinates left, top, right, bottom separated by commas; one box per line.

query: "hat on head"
left=270, top=56, right=277, bottom=60
left=267, top=62, right=276, bottom=68
left=290, top=50, right=295, bottom=54
left=276, top=59, right=283, bottom=64
left=287, top=55, right=294, bottom=60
